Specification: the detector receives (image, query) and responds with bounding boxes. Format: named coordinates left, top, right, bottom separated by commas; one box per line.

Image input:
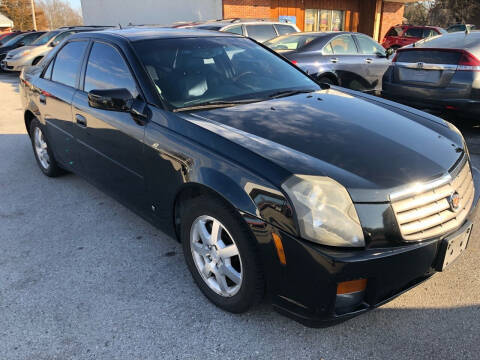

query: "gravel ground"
left=0, top=72, right=479, bottom=360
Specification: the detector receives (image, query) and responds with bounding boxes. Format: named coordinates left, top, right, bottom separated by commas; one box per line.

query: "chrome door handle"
left=330, top=57, right=339, bottom=63
left=365, top=58, right=373, bottom=63
left=75, top=114, right=87, bottom=127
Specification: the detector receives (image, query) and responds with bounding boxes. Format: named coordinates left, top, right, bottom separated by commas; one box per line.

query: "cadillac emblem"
left=448, top=192, right=460, bottom=212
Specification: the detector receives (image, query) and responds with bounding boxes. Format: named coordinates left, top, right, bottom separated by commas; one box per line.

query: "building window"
left=305, top=9, right=345, bottom=32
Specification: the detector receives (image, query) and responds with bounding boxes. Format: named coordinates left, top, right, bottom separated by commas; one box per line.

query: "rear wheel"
left=181, top=194, right=264, bottom=313
left=30, top=118, right=64, bottom=177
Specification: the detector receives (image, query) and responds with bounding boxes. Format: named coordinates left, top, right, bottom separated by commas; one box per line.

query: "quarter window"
left=51, top=41, right=88, bottom=87
left=84, top=42, right=138, bottom=98
left=329, top=35, right=358, bottom=55
left=245, top=25, right=277, bottom=42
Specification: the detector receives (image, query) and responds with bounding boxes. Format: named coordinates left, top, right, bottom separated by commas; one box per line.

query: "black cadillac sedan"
left=265, top=32, right=392, bottom=93
left=20, top=28, right=479, bottom=327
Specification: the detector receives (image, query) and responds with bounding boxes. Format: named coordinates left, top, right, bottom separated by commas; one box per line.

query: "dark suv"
left=382, top=25, right=446, bottom=51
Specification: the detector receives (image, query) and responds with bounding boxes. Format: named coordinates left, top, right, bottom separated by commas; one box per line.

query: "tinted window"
left=196, top=25, right=222, bottom=31
left=51, top=41, right=88, bottom=87
left=223, top=25, right=243, bottom=35
left=330, top=35, right=358, bottom=55
left=2, top=34, right=25, bottom=47
left=356, top=35, right=385, bottom=56
left=275, top=24, right=297, bottom=36
left=52, top=31, right=76, bottom=45
left=322, top=43, right=333, bottom=55
left=84, top=42, right=138, bottom=97
left=422, top=29, right=436, bottom=38
left=386, top=27, right=403, bottom=37
left=21, top=32, right=44, bottom=45
left=395, top=50, right=462, bottom=65
left=32, top=31, right=60, bottom=45
left=134, top=37, right=318, bottom=109
left=245, top=25, right=277, bottom=42
left=404, top=28, right=423, bottom=38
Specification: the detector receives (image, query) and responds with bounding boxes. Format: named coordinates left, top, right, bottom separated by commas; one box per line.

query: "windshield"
left=264, top=34, right=319, bottom=50
left=134, top=37, right=319, bottom=110
left=2, top=34, right=25, bottom=47
left=32, top=31, right=60, bottom=46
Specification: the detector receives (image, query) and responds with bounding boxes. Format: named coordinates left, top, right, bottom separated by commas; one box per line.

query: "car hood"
left=179, top=87, right=464, bottom=202
left=6, top=45, right=40, bottom=56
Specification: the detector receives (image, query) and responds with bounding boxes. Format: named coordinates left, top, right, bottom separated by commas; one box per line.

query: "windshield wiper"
left=173, top=98, right=265, bottom=112
left=268, top=89, right=317, bottom=99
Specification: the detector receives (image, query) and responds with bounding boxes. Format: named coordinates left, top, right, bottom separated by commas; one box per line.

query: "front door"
left=72, top=41, right=147, bottom=212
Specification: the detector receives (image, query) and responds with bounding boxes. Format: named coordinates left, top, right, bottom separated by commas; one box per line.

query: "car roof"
left=193, top=19, right=297, bottom=28
left=406, top=30, right=480, bottom=54
left=70, top=27, right=241, bottom=42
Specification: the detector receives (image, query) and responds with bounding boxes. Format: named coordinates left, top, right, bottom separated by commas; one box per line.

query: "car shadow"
left=0, top=71, right=20, bottom=93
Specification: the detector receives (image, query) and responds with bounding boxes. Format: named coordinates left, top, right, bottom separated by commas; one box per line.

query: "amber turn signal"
left=272, top=233, right=286, bottom=265
left=337, top=279, right=367, bottom=295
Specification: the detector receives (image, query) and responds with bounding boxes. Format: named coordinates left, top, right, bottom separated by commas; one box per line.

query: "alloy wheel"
left=33, top=127, right=50, bottom=170
left=190, top=215, right=243, bottom=297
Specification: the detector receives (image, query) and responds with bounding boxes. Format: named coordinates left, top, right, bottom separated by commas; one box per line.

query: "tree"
left=404, top=2, right=431, bottom=25
left=36, top=0, right=82, bottom=29
left=429, top=0, right=480, bottom=27
left=0, top=0, right=35, bottom=30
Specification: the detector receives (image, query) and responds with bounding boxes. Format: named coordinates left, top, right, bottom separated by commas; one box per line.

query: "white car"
left=1, top=27, right=110, bottom=71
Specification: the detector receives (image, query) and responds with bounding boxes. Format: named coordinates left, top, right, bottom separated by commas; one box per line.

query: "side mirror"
left=385, top=48, right=394, bottom=59
left=17, top=41, right=25, bottom=47
left=88, top=88, right=133, bottom=112
left=50, top=40, right=59, bottom=47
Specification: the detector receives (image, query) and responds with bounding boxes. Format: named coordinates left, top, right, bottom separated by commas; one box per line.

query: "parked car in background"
left=1, top=26, right=111, bottom=71
left=382, top=25, right=446, bottom=51
left=265, top=32, right=391, bottom=93
left=382, top=31, right=480, bottom=117
left=0, top=31, right=20, bottom=44
left=20, top=27, right=479, bottom=327
left=0, top=31, right=45, bottom=64
left=188, top=19, right=300, bottom=42
left=447, top=24, right=477, bottom=33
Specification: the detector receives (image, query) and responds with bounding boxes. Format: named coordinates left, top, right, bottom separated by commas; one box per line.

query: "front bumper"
left=247, top=167, right=480, bottom=327
left=1, top=58, right=25, bottom=72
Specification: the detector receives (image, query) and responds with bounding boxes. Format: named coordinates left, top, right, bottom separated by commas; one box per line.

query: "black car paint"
left=269, top=32, right=391, bottom=93
left=20, top=29, right=479, bottom=326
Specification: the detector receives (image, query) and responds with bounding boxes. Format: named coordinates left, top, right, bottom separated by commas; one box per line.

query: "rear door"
left=354, top=34, right=391, bottom=92
left=72, top=40, right=147, bottom=211
left=35, top=40, right=89, bottom=170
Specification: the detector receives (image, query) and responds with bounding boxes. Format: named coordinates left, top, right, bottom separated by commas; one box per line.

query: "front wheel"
left=181, top=195, right=264, bottom=313
left=30, top=118, right=64, bottom=177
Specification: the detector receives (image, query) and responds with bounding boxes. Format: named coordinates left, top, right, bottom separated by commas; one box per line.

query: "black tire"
left=29, top=118, right=64, bottom=177
left=32, top=56, right=43, bottom=66
left=180, top=194, right=265, bottom=313
left=317, top=76, right=334, bottom=85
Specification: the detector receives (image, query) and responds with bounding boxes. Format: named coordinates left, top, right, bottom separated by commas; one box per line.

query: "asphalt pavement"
left=0, top=72, right=479, bottom=359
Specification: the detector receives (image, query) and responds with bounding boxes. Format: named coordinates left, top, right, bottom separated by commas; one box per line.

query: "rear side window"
left=223, top=25, right=243, bottom=35
left=245, top=25, right=277, bottom=42
left=84, top=42, right=138, bottom=98
left=330, top=35, right=358, bottom=55
left=275, top=24, right=297, bottom=36
left=386, top=27, right=403, bottom=37
left=404, top=28, right=423, bottom=38
left=51, top=41, right=88, bottom=87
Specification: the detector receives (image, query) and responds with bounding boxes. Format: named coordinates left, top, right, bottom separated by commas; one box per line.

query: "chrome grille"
left=391, top=157, right=474, bottom=241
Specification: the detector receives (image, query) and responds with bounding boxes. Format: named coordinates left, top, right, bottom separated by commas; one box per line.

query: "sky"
left=66, top=0, right=82, bottom=11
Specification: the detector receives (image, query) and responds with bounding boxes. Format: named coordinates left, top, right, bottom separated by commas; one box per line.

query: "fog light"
left=335, top=279, right=367, bottom=313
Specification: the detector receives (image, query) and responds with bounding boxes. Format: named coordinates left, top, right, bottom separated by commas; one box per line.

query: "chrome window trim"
left=394, top=62, right=458, bottom=71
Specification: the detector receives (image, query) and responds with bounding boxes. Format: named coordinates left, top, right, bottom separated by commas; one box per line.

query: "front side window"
left=275, top=24, right=297, bottom=36
left=84, top=42, right=138, bottom=98
left=386, top=27, right=403, bottom=37
left=355, top=35, right=386, bottom=56
left=51, top=41, right=88, bottom=87
left=245, top=25, right=277, bottom=42
left=264, top=34, right=319, bottom=51
left=134, top=37, right=318, bottom=109
left=51, top=31, right=76, bottom=46
left=329, top=35, right=358, bottom=55
left=223, top=25, right=243, bottom=35
left=2, top=34, right=25, bottom=47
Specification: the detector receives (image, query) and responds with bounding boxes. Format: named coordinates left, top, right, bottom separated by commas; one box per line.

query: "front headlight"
left=14, top=50, right=31, bottom=58
left=282, top=175, right=365, bottom=247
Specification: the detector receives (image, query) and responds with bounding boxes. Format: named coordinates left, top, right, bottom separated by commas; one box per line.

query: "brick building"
left=81, top=0, right=415, bottom=41
left=223, top=0, right=416, bottom=41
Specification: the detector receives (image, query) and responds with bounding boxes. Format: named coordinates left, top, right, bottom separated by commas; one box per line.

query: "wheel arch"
left=24, top=109, right=36, bottom=135
left=316, top=72, right=339, bottom=85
